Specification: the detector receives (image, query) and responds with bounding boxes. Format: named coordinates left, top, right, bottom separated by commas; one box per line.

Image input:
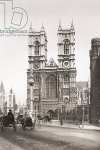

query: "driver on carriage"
left=7, top=109, right=15, bottom=124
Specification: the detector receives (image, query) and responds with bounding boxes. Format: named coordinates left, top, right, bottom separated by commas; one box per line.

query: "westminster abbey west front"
left=27, top=22, right=77, bottom=117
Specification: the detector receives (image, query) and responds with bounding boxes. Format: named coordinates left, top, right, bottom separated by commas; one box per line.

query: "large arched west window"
left=34, top=41, right=40, bottom=56
left=46, top=75, right=57, bottom=99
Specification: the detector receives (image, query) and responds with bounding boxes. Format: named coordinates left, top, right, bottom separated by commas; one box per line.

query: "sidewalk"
left=38, top=120, right=100, bottom=131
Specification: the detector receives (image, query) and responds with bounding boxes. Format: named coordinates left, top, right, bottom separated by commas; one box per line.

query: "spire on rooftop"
left=58, top=20, right=62, bottom=31
left=41, top=24, right=45, bottom=32
left=70, top=19, right=74, bottom=30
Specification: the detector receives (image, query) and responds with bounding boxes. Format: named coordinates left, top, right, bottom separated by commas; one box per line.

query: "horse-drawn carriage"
left=0, top=111, right=35, bottom=131
left=17, top=114, right=35, bottom=130
left=21, top=117, right=35, bottom=130
left=0, top=114, right=16, bottom=131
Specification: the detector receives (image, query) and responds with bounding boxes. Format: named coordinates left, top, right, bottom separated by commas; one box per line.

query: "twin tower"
left=27, top=22, right=77, bottom=117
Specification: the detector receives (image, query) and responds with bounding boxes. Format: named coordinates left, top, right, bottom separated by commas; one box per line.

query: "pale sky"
left=0, top=0, right=100, bottom=104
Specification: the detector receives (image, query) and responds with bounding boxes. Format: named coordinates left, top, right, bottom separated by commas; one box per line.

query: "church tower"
left=57, top=22, right=76, bottom=109
left=28, top=24, right=47, bottom=70
left=57, top=21, right=75, bottom=69
left=27, top=22, right=77, bottom=117
left=27, top=24, right=47, bottom=116
left=0, top=82, right=5, bottom=113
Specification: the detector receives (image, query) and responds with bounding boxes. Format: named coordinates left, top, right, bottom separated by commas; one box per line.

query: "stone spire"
left=0, top=81, right=5, bottom=93
left=70, top=20, right=74, bottom=30
left=41, top=24, right=45, bottom=32
left=58, top=20, right=62, bottom=31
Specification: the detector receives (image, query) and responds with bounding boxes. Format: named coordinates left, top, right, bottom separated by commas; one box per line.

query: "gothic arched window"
left=34, top=73, right=40, bottom=83
left=34, top=41, right=40, bottom=56
left=46, top=75, right=57, bottom=99
left=64, top=74, right=69, bottom=82
left=64, top=39, right=70, bottom=55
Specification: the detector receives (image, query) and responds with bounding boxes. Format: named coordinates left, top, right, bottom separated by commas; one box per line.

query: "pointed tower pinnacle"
left=58, top=20, right=62, bottom=31
left=0, top=81, right=5, bottom=93
left=41, top=24, right=45, bottom=32
left=70, top=20, right=74, bottom=30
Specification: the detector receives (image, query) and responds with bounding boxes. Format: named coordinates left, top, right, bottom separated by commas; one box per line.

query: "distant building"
left=7, top=89, right=16, bottom=113
left=76, top=81, right=89, bottom=105
left=17, top=104, right=27, bottom=115
left=0, top=82, right=17, bottom=114
left=90, top=38, right=100, bottom=123
left=0, top=82, right=5, bottom=113
left=27, top=22, right=77, bottom=117
left=75, top=81, right=90, bottom=122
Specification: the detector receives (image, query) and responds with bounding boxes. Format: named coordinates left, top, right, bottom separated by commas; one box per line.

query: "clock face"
left=33, top=63, right=40, bottom=69
left=63, top=61, right=69, bottom=68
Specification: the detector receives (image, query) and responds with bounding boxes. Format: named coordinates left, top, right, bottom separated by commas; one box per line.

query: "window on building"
left=64, top=74, right=69, bottom=82
left=64, top=39, right=70, bottom=55
left=34, top=41, right=39, bottom=56
left=34, top=89, right=39, bottom=96
left=46, top=75, right=57, bottom=99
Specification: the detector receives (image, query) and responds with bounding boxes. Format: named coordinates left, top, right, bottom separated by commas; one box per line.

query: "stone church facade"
left=27, top=22, right=77, bottom=117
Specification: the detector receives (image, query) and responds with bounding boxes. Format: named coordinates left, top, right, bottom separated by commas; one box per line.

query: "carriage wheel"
left=13, top=123, right=17, bottom=131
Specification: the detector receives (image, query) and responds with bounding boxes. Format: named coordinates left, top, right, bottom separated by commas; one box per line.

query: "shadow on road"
left=0, top=127, right=100, bottom=150
left=0, top=127, right=71, bottom=150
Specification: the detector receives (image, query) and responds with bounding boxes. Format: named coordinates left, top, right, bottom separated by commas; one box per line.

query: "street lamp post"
left=82, top=104, right=85, bottom=125
left=81, top=91, right=85, bottom=126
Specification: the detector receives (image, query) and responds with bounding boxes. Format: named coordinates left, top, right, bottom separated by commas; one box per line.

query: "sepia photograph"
left=0, top=0, right=100, bottom=149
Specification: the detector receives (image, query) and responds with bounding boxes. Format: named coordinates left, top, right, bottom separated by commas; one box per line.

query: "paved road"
left=0, top=126, right=100, bottom=150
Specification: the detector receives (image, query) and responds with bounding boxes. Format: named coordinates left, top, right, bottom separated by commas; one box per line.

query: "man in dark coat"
left=7, top=109, right=15, bottom=123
